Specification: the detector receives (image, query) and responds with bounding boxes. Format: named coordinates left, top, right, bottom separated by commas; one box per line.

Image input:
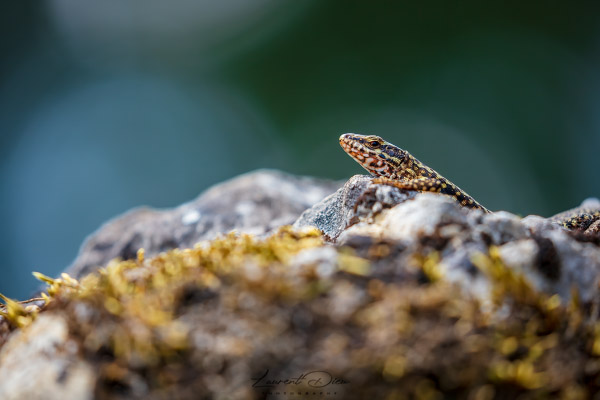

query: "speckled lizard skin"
left=340, top=133, right=599, bottom=232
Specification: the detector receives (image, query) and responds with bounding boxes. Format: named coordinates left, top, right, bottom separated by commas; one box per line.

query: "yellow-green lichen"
left=0, top=227, right=599, bottom=399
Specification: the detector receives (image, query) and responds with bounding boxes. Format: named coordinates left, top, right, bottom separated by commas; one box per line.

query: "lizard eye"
left=369, top=141, right=380, bottom=148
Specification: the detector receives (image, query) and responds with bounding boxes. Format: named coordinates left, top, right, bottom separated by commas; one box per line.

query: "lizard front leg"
left=372, top=176, right=446, bottom=193
left=372, top=177, right=488, bottom=212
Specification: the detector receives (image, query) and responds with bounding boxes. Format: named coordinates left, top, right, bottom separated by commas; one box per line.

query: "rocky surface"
left=0, top=314, right=94, bottom=400
left=293, top=175, right=416, bottom=241
left=296, top=175, right=600, bottom=304
left=66, top=169, right=341, bottom=279
left=1, top=170, right=600, bottom=400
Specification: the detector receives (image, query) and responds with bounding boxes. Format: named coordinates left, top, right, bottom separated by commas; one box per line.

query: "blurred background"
left=1, top=1, right=600, bottom=299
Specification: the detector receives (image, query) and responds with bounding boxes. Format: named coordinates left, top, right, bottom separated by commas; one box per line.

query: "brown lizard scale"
left=340, top=133, right=600, bottom=232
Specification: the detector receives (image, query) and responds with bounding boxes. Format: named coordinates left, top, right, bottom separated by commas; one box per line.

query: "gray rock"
left=66, top=169, right=340, bottom=279
left=497, top=239, right=538, bottom=271
left=521, top=214, right=557, bottom=233
left=337, top=193, right=471, bottom=243
left=494, top=228, right=600, bottom=303
left=0, top=314, right=94, bottom=400
left=475, top=211, right=530, bottom=245
left=3, top=172, right=600, bottom=400
left=581, top=197, right=600, bottom=209
left=293, top=175, right=415, bottom=240
left=541, top=229, right=600, bottom=302
left=327, top=184, right=600, bottom=303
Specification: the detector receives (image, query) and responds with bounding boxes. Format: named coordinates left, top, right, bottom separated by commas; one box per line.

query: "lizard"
left=339, top=133, right=600, bottom=232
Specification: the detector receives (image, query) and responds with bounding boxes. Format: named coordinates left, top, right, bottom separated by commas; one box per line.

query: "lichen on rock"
left=1, top=170, right=600, bottom=400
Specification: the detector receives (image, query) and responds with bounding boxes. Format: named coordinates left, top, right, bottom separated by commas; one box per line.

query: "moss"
left=1, top=226, right=599, bottom=399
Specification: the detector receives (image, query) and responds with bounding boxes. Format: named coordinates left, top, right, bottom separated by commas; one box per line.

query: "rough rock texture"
left=2, top=171, right=600, bottom=400
left=293, top=175, right=416, bottom=240
left=66, top=169, right=341, bottom=279
left=337, top=194, right=599, bottom=302
left=297, top=175, right=600, bottom=303
left=0, top=314, right=94, bottom=400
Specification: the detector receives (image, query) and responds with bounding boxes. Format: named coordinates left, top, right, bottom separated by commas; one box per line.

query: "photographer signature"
left=252, top=369, right=349, bottom=389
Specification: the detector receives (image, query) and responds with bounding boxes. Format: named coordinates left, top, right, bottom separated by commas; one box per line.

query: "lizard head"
left=339, top=133, right=405, bottom=178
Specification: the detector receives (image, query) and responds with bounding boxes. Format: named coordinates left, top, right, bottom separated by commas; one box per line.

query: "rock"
left=581, top=197, right=600, bottom=209
left=541, top=229, right=600, bottom=301
left=497, top=239, right=538, bottom=271
left=0, top=314, right=94, bottom=400
left=3, top=172, right=600, bottom=399
left=474, top=211, right=530, bottom=245
left=337, top=193, right=471, bottom=243
left=331, top=188, right=600, bottom=303
left=66, top=169, right=340, bottom=279
left=521, top=214, right=557, bottom=233
left=293, top=175, right=415, bottom=240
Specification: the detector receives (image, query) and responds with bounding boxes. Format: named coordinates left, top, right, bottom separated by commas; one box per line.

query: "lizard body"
left=339, top=133, right=489, bottom=212
left=339, top=133, right=600, bottom=232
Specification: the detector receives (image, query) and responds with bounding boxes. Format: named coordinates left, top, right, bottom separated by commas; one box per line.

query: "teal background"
left=1, top=2, right=600, bottom=298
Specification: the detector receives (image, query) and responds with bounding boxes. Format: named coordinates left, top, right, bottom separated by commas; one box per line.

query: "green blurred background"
left=1, top=1, right=599, bottom=299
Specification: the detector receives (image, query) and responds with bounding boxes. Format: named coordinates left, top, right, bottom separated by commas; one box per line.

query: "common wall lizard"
left=340, top=133, right=600, bottom=232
